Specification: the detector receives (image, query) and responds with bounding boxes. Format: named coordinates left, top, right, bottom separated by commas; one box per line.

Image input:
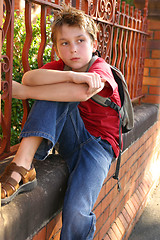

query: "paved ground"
left=129, top=182, right=160, bottom=240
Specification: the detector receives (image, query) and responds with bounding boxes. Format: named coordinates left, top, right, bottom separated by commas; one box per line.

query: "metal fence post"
left=0, top=0, right=3, bottom=122
left=0, top=0, right=3, bottom=208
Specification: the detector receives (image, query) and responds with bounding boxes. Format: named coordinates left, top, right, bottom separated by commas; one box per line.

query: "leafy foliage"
left=123, top=0, right=134, bottom=6
left=1, top=11, right=53, bottom=145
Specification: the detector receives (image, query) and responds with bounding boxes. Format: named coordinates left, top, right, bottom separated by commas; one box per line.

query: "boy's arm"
left=22, top=69, right=72, bottom=86
left=12, top=80, right=104, bottom=102
left=22, top=69, right=104, bottom=94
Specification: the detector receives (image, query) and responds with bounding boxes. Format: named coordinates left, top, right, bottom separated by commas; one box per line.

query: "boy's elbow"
left=72, top=84, right=92, bottom=102
left=22, top=71, right=33, bottom=85
left=78, top=86, right=92, bottom=102
left=22, top=72, right=29, bottom=85
left=79, top=92, right=91, bottom=102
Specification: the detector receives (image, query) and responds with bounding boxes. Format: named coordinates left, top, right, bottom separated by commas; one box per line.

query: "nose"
left=70, top=43, right=77, bottom=53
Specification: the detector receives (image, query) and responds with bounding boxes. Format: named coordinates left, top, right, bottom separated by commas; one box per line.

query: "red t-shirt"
left=41, top=58, right=122, bottom=157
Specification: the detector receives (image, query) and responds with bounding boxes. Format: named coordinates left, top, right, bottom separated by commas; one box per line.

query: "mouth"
left=70, top=57, right=80, bottom=61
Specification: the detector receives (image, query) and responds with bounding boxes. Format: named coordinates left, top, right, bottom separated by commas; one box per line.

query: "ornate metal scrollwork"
left=97, top=0, right=114, bottom=21
left=88, top=0, right=98, bottom=17
left=97, top=22, right=111, bottom=62
left=1, top=81, right=9, bottom=100
left=1, top=55, right=10, bottom=73
left=0, top=0, right=13, bottom=157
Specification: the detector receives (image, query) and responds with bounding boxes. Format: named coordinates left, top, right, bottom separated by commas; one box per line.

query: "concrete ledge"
left=0, top=103, right=159, bottom=240
left=123, top=103, right=159, bottom=151
left=0, top=155, right=69, bottom=240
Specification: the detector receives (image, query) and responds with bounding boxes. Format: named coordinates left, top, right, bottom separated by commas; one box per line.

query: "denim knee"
left=61, top=204, right=96, bottom=240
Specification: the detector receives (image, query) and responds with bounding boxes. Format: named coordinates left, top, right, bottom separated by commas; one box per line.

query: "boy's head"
left=51, top=5, right=98, bottom=51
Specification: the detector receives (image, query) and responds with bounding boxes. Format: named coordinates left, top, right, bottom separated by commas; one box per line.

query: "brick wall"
left=32, top=115, right=160, bottom=240
left=143, top=18, right=160, bottom=104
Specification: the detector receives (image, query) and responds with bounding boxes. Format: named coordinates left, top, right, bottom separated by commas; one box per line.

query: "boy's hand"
left=71, top=71, right=105, bottom=94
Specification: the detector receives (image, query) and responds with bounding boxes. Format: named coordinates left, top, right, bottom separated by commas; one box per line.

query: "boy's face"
left=55, top=24, right=97, bottom=72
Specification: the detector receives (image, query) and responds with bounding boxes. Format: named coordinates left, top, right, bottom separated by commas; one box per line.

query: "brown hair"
left=51, top=5, right=98, bottom=50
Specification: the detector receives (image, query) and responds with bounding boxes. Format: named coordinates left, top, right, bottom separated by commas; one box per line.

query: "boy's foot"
left=0, top=162, right=37, bottom=205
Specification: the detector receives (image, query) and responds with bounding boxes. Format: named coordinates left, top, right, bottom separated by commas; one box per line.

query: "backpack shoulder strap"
left=86, top=55, right=99, bottom=72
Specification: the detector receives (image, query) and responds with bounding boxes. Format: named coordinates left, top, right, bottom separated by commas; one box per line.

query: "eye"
left=78, top=39, right=84, bottom=43
left=61, top=42, right=68, bottom=46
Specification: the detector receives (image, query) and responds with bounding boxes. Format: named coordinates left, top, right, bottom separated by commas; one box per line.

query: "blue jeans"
left=20, top=100, right=114, bottom=240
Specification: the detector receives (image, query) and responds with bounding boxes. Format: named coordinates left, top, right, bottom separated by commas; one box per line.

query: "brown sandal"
left=0, top=162, right=37, bottom=205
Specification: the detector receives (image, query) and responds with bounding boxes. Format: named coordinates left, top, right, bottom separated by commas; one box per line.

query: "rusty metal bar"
left=37, top=5, right=47, bottom=68
left=0, top=0, right=3, bottom=121
left=29, top=0, right=62, bottom=9
left=131, top=8, right=138, bottom=99
left=21, top=0, right=32, bottom=129
left=0, top=0, right=2, bottom=208
left=0, top=0, right=14, bottom=160
left=120, top=4, right=129, bottom=75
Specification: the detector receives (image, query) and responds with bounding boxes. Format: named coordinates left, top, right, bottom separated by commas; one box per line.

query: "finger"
left=101, top=78, right=107, bottom=82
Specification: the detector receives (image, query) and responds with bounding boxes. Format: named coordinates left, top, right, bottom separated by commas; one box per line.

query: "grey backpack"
left=87, top=56, right=134, bottom=191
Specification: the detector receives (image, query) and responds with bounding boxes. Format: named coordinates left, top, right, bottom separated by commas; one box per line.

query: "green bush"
left=1, top=11, right=53, bottom=145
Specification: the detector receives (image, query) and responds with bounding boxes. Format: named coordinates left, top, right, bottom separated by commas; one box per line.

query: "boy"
left=1, top=5, right=121, bottom=239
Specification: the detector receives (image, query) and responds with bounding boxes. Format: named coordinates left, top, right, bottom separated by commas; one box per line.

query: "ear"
left=92, top=40, right=97, bottom=53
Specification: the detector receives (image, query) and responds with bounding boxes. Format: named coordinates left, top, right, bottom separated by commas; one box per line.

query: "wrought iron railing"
left=0, top=0, right=148, bottom=160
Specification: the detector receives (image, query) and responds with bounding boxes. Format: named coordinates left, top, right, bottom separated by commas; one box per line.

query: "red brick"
left=46, top=218, right=56, bottom=239
left=98, top=218, right=111, bottom=240
left=32, top=227, right=46, bottom=240
left=95, top=213, right=105, bottom=235
left=124, top=203, right=134, bottom=219
left=46, top=213, right=62, bottom=239
left=94, top=202, right=102, bottom=219
left=143, top=67, right=149, bottom=76
left=145, top=48, right=151, bottom=58
left=142, top=94, right=160, bottom=104
left=149, top=86, right=160, bottom=95
left=116, top=196, right=126, bottom=217
left=144, top=59, right=160, bottom=68
left=121, top=207, right=131, bottom=225
left=108, top=161, right=116, bottom=179
left=140, top=182, right=149, bottom=195
left=111, top=222, right=123, bottom=239
left=93, top=233, right=99, bottom=240
left=150, top=68, right=160, bottom=77
left=136, top=189, right=143, bottom=202
left=138, top=184, right=146, bottom=198
left=118, top=213, right=128, bottom=230
left=131, top=194, right=140, bottom=211
left=147, top=39, right=160, bottom=50
left=152, top=50, right=160, bottom=58
left=127, top=199, right=137, bottom=216
left=114, top=217, right=125, bottom=236
left=101, top=193, right=112, bottom=213
left=107, top=227, right=118, bottom=240
left=143, top=175, right=153, bottom=189
left=154, top=31, right=160, bottom=40
left=95, top=184, right=106, bottom=207
left=53, top=230, right=61, bottom=240
left=103, top=233, right=111, bottom=240
left=148, top=18, right=160, bottom=29
left=109, top=209, right=116, bottom=227
left=109, top=195, right=119, bottom=216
